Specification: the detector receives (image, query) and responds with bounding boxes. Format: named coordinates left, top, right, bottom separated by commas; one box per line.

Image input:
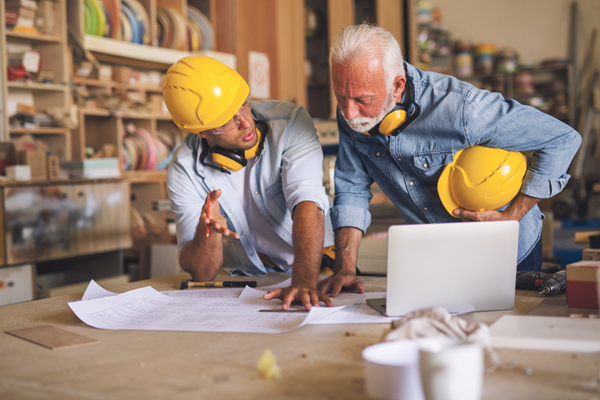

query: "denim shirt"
left=168, top=100, right=334, bottom=276
left=331, top=63, right=581, bottom=262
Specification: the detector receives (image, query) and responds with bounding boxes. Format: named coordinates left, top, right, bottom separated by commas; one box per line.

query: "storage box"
left=6, top=165, right=31, bottom=181
left=566, top=260, right=600, bottom=309
left=0, top=142, right=16, bottom=175
left=0, top=264, right=34, bottom=306
left=16, top=150, right=46, bottom=180
left=47, top=155, right=60, bottom=180
left=583, top=248, right=600, bottom=261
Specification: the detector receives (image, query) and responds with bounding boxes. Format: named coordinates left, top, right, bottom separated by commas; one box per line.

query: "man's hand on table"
left=317, top=271, right=365, bottom=297
left=263, top=284, right=333, bottom=310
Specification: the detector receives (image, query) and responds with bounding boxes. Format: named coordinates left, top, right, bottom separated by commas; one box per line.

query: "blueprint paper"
left=239, top=287, right=394, bottom=324
left=69, top=286, right=348, bottom=334
left=81, top=278, right=294, bottom=301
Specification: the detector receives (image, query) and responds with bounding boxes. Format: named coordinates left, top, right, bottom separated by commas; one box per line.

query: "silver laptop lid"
left=385, top=221, right=519, bottom=317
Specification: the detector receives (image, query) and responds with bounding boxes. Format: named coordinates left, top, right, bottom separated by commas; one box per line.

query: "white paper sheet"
left=490, top=315, right=600, bottom=352
left=161, top=277, right=294, bottom=299
left=81, top=278, right=294, bottom=301
left=69, top=286, right=349, bottom=334
left=238, top=287, right=394, bottom=324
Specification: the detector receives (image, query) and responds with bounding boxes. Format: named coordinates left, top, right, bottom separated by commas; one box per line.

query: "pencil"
left=206, top=194, right=210, bottom=237
left=180, top=280, right=258, bottom=289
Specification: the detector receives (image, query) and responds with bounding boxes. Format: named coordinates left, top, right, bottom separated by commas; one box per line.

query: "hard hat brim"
left=437, top=150, right=462, bottom=218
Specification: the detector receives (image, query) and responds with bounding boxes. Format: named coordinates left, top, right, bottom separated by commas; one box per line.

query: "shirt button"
left=423, top=163, right=427, bottom=168
left=254, top=191, right=258, bottom=195
left=397, top=158, right=402, bottom=161
left=283, top=233, right=287, bottom=237
left=240, top=232, right=244, bottom=236
left=409, top=181, right=414, bottom=186
left=376, top=152, right=381, bottom=157
left=424, top=207, right=428, bottom=210
left=267, top=216, right=271, bottom=219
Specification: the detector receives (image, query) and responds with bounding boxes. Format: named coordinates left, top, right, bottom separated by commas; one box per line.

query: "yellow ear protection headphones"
left=364, top=78, right=421, bottom=137
left=200, top=122, right=266, bottom=175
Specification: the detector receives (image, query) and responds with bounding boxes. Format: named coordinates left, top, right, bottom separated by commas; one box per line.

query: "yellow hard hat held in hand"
left=438, top=146, right=527, bottom=217
left=162, top=56, right=250, bottom=133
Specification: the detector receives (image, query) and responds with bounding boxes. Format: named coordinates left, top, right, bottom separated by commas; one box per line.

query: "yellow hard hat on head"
left=438, top=146, right=527, bottom=216
left=163, top=56, right=249, bottom=133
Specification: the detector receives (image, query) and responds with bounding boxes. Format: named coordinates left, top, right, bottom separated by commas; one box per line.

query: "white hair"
left=329, top=24, right=405, bottom=88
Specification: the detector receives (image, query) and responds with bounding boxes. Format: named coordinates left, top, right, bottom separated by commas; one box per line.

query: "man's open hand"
left=263, top=285, right=333, bottom=310
left=317, top=272, right=365, bottom=297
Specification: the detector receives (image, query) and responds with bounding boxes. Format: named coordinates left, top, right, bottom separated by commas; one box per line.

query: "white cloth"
left=385, top=307, right=500, bottom=373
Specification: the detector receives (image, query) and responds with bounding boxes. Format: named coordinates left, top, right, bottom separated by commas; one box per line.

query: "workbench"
left=0, top=272, right=598, bottom=400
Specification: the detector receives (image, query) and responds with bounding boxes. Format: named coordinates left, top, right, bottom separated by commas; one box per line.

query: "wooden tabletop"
left=0, top=272, right=598, bottom=400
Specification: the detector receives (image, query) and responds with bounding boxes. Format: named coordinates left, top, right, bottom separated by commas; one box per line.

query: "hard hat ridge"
left=163, top=56, right=249, bottom=133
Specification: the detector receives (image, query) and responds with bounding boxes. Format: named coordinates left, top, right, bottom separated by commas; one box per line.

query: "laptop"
left=367, top=221, right=519, bottom=317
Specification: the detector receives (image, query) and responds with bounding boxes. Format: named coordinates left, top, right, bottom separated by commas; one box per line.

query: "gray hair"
left=329, top=24, right=405, bottom=88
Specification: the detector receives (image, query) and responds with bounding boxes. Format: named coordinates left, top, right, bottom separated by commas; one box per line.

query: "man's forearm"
left=504, top=193, right=540, bottom=221
left=291, top=201, right=324, bottom=287
left=333, top=226, right=363, bottom=274
left=178, top=232, right=223, bottom=282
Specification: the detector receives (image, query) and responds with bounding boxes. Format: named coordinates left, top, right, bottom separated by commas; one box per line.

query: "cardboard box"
left=47, top=155, right=60, bottom=180
left=566, top=260, right=600, bottom=309
left=16, top=150, right=46, bottom=180
left=0, top=264, right=34, bottom=306
left=0, top=142, right=16, bottom=175
left=6, top=165, right=31, bottom=181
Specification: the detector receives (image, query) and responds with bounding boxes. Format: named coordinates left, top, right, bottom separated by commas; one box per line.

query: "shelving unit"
left=1, top=0, right=71, bottom=159
left=462, top=66, right=574, bottom=127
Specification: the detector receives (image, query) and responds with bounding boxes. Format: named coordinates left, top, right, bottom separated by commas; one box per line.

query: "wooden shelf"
left=5, top=31, right=63, bottom=43
left=84, top=35, right=236, bottom=70
left=7, top=81, right=67, bottom=91
left=73, top=77, right=163, bottom=93
left=81, top=108, right=111, bottom=117
left=125, top=170, right=167, bottom=183
left=9, top=128, right=68, bottom=135
left=81, top=108, right=171, bottom=121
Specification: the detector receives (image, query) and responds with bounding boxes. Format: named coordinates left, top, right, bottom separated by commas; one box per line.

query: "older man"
left=318, top=24, right=581, bottom=296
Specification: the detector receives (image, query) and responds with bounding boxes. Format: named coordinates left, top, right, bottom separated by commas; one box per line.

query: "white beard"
left=342, top=89, right=397, bottom=133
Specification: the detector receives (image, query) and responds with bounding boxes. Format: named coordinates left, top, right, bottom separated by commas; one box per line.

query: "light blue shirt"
left=331, top=63, right=581, bottom=262
left=168, top=100, right=334, bottom=276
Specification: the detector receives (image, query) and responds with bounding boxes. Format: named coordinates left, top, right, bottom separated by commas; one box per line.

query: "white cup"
left=362, top=340, right=426, bottom=400
left=418, top=337, right=484, bottom=400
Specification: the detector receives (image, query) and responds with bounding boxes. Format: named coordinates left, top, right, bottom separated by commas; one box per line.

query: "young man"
left=164, top=56, right=334, bottom=310
left=319, top=24, right=581, bottom=297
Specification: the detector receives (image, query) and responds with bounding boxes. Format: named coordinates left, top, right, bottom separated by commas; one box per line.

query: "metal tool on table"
left=516, top=271, right=549, bottom=290
left=539, top=270, right=567, bottom=296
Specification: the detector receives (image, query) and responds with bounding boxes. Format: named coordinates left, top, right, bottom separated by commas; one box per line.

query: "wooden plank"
left=328, top=0, right=355, bottom=118
left=376, top=0, right=403, bottom=44
left=0, top=274, right=598, bottom=399
left=234, top=0, right=278, bottom=99
left=276, top=0, right=307, bottom=106
left=5, top=325, right=99, bottom=350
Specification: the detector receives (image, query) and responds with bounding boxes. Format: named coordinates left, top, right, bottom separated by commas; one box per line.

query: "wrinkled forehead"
left=332, top=58, right=386, bottom=97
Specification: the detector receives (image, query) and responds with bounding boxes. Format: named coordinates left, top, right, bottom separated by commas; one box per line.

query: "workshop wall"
left=433, top=0, right=600, bottom=68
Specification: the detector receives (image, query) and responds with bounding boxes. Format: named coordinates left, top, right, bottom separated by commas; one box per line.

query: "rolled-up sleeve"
left=464, top=89, right=582, bottom=199
left=330, top=107, right=374, bottom=233
left=281, top=106, right=330, bottom=214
